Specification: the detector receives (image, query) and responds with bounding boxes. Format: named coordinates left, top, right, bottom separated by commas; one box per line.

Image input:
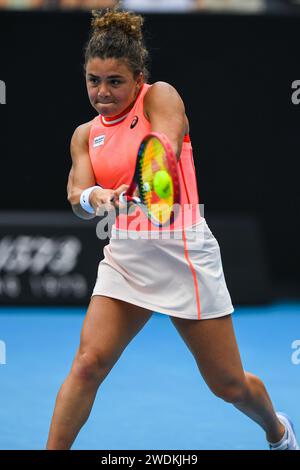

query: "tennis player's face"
left=86, top=57, right=143, bottom=117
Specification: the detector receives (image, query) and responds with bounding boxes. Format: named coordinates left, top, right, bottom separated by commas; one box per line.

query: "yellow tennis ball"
left=153, top=170, right=172, bottom=199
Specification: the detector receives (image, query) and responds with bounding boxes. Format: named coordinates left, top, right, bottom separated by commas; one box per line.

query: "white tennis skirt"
left=92, top=218, right=234, bottom=320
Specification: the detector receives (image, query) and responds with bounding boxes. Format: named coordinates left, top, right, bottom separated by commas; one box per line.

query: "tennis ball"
left=153, top=170, right=172, bottom=199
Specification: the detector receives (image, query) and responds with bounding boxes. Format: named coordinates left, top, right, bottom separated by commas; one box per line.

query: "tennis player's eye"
left=89, top=77, right=99, bottom=85
left=111, top=80, right=121, bottom=86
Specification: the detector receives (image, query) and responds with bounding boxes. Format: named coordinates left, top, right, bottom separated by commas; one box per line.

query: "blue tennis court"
left=0, top=301, right=299, bottom=450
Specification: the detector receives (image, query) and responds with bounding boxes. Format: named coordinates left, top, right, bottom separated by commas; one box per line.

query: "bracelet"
left=80, top=185, right=102, bottom=214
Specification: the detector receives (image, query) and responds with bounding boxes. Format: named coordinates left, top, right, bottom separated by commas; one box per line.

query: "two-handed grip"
left=119, top=191, right=141, bottom=205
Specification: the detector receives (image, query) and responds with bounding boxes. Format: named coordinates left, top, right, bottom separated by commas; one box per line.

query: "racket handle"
left=119, top=191, right=141, bottom=205
left=119, top=191, right=127, bottom=205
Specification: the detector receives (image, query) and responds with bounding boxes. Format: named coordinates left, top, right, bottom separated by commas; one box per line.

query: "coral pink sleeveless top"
left=89, top=83, right=201, bottom=231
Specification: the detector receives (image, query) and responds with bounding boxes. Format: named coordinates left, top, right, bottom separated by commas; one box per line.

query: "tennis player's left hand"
left=111, top=184, right=130, bottom=209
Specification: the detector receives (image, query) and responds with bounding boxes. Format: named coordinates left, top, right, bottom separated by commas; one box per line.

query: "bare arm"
left=67, top=122, right=128, bottom=220
left=144, top=82, right=188, bottom=161
left=67, top=122, right=98, bottom=220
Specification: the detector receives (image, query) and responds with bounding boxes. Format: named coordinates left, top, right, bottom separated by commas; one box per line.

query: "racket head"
left=134, top=132, right=181, bottom=227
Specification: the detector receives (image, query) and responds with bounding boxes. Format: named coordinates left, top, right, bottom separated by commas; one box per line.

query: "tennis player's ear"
left=135, top=72, right=143, bottom=87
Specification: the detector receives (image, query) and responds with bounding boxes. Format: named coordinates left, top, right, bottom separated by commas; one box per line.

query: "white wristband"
left=80, top=186, right=102, bottom=214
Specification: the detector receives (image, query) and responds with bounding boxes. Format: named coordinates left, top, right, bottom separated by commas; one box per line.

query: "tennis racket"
left=118, top=132, right=181, bottom=227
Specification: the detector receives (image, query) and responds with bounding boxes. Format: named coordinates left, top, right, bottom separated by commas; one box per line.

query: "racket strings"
left=139, top=137, right=175, bottom=225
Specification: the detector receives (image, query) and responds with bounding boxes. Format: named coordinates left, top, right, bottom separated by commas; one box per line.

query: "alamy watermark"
left=291, top=80, right=300, bottom=105
left=95, top=203, right=205, bottom=243
left=0, top=340, right=6, bottom=365
left=0, top=80, right=6, bottom=104
left=291, top=340, right=300, bottom=365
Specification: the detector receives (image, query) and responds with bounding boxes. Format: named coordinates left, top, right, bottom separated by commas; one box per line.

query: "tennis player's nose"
left=98, top=83, right=110, bottom=98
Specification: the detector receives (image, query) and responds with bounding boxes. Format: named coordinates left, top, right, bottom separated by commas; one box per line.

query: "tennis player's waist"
left=115, top=203, right=202, bottom=232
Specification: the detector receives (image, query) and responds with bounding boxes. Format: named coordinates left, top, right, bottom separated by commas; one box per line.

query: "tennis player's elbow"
left=166, top=139, right=180, bottom=161
left=172, top=135, right=183, bottom=161
left=174, top=144, right=182, bottom=161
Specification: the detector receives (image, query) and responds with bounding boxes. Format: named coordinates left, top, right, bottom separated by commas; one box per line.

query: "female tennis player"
left=46, top=4, right=299, bottom=450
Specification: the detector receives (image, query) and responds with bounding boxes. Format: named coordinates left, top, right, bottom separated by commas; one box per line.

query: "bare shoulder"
left=70, top=120, right=93, bottom=163
left=145, top=81, right=183, bottom=102
left=71, top=120, right=94, bottom=146
left=144, top=82, right=189, bottom=135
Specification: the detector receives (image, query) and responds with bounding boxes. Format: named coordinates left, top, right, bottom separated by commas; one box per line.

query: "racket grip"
left=119, top=191, right=127, bottom=204
left=119, top=192, right=141, bottom=205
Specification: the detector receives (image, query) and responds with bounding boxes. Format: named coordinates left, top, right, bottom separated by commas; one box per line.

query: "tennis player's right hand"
left=90, top=185, right=129, bottom=215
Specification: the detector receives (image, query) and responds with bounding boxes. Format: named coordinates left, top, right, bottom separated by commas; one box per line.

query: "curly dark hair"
left=84, top=2, right=150, bottom=81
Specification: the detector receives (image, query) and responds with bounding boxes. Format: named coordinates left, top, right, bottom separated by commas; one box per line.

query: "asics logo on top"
left=130, top=116, right=139, bottom=129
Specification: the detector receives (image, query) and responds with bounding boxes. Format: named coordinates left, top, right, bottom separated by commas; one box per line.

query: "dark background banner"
left=0, top=11, right=299, bottom=298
